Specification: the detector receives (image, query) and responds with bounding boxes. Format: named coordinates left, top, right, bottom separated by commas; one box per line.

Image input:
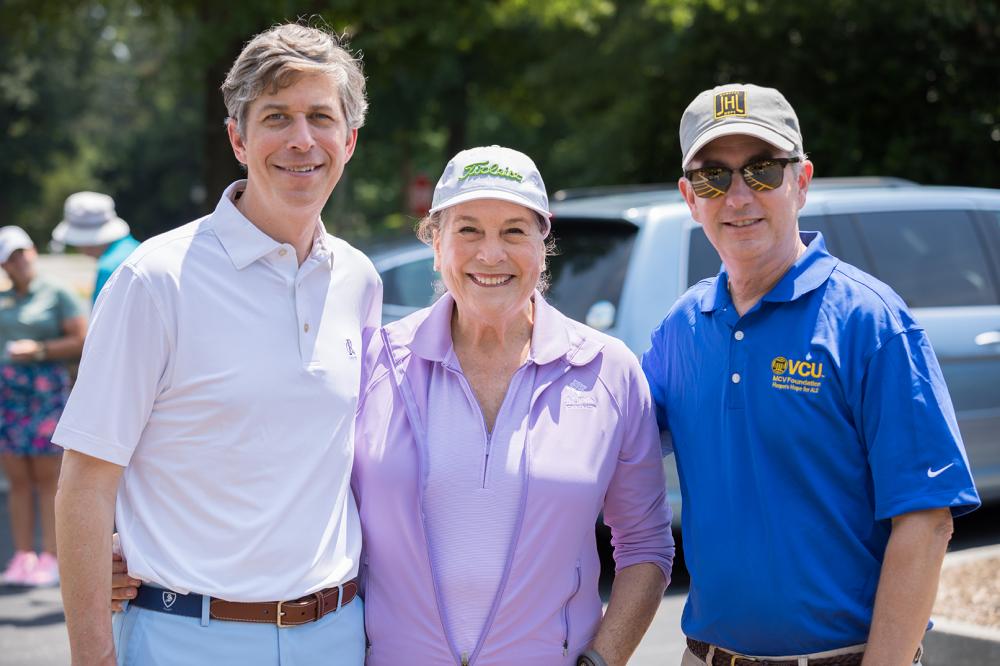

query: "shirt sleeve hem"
left=875, top=488, right=981, bottom=521
left=52, top=424, right=133, bottom=467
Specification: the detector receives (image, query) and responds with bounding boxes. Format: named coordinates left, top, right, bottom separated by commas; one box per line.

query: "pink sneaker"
left=26, top=552, right=59, bottom=587
left=1, top=551, right=38, bottom=585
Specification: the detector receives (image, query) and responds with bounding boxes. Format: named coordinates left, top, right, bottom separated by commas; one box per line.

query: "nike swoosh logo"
left=927, top=463, right=955, bottom=478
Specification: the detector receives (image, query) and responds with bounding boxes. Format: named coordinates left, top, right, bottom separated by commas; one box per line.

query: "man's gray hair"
left=222, top=23, right=368, bottom=136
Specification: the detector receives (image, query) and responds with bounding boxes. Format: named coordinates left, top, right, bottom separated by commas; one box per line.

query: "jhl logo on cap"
left=714, top=91, right=746, bottom=119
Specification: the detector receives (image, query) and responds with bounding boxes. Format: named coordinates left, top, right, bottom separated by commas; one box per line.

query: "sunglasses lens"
left=742, top=160, right=785, bottom=192
left=689, top=167, right=731, bottom=199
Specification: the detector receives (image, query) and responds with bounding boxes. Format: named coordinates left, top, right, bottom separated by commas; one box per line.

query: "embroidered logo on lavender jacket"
left=563, top=379, right=597, bottom=409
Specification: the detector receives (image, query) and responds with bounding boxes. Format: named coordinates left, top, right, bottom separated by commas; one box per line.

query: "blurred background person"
left=0, top=226, right=86, bottom=586
left=51, top=192, right=139, bottom=303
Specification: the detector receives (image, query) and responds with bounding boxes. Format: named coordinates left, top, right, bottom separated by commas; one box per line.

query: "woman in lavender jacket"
left=352, top=146, right=673, bottom=666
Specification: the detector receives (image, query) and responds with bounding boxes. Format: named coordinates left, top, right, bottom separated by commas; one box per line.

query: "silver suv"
left=374, top=181, right=1000, bottom=516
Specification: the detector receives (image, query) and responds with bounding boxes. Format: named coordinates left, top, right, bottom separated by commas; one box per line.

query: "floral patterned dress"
left=0, top=279, right=83, bottom=456
left=0, top=362, right=70, bottom=455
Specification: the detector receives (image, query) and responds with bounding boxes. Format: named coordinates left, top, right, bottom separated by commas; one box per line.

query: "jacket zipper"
left=450, top=364, right=519, bottom=490
left=562, top=560, right=582, bottom=656
left=363, top=554, right=374, bottom=657
left=482, top=429, right=492, bottom=488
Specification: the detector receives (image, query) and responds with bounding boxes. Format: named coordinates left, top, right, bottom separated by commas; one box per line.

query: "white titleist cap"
left=429, top=145, right=551, bottom=235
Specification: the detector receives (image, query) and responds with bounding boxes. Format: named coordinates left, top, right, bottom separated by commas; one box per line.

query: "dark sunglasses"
left=684, top=157, right=801, bottom=199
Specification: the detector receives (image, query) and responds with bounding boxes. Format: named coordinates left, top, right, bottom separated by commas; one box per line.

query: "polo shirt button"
left=734, top=330, right=745, bottom=341
left=731, top=373, right=741, bottom=384
left=279, top=248, right=288, bottom=257
left=304, top=323, right=310, bottom=333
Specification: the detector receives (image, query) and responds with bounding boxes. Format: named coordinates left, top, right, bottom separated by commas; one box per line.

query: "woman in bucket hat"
left=0, top=226, right=86, bottom=586
left=113, top=146, right=674, bottom=666
left=51, top=191, right=139, bottom=303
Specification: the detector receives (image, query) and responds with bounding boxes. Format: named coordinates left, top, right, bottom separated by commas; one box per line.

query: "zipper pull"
left=462, top=652, right=470, bottom=665
left=563, top=640, right=569, bottom=657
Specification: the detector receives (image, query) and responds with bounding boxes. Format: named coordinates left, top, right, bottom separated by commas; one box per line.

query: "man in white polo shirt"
left=53, top=24, right=381, bottom=666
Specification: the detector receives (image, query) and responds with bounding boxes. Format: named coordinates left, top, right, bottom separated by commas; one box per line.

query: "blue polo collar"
left=700, top=231, right=839, bottom=313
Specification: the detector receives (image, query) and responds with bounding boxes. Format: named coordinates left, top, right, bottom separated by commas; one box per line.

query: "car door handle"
left=974, top=330, right=1000, bottom=346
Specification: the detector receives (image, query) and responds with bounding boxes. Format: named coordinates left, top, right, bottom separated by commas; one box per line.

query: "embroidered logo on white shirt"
left=346, top=338, right=357, bottom=358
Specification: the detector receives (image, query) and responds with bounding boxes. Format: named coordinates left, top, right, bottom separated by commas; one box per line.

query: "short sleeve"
left=640, top=320, right=673, bottom=454
left=52, top=265, right=172, bottom=466
left=861, top=329, right=981, bottom=520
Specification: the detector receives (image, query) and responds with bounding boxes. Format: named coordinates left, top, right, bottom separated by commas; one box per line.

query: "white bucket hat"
left=429, top=146, right=552, bottom=235
left=0, top=226, right=34, bottom=263
left=52, top=191, right=131, bottom=247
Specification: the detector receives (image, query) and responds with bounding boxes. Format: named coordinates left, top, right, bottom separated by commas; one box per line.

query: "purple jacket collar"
left=388, top=291, right=604, bottom=369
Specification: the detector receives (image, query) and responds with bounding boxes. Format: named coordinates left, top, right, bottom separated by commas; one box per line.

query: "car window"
left=822, top=214, right=874, bottom=273
left=798, top=216, right=835, bottom=252
left=853, top=210, right=998, bottom=307
left=381, top=256, right=438, bottom=308
left=546, top=221, right=638, bottom=322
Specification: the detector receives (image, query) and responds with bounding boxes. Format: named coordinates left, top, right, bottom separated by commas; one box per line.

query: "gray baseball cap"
left=679, top=83, right=802, bottom=169
left=429, top=146, right=551, bottom=235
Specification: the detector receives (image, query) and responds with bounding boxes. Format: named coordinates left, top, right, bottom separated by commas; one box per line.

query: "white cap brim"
left=52, top=218, right=130, bottom=247
left=0, top=240, right=33, bottom=263
left=682, top=122, right=796, bottom=169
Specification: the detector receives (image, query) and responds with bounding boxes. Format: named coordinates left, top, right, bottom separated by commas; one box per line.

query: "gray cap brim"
left=682, top=122, right=796, bottom=169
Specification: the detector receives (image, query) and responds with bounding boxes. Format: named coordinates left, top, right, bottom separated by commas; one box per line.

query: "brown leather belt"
left=133, top=579, right=358, bottom=627
left=686, top=638, right=863, bottom=666
left=211, top=580, right=358, bottom=626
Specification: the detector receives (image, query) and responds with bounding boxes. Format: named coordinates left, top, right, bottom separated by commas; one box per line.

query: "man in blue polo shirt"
left=642, top=83, right=980, bottom=666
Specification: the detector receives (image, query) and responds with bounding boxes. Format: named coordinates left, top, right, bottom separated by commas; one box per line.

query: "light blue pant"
left=112, top=595, right=365, bottom=666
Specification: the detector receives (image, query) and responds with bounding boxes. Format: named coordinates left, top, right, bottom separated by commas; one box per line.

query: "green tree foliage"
left=1, top=0, right=997, bottom=246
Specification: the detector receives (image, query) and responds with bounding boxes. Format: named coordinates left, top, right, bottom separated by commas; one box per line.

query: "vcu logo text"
left=771, top=356, right=824, bottom=394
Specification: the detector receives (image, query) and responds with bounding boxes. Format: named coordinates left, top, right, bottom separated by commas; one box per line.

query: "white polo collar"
left=212, top=181, right=333, bottom=271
